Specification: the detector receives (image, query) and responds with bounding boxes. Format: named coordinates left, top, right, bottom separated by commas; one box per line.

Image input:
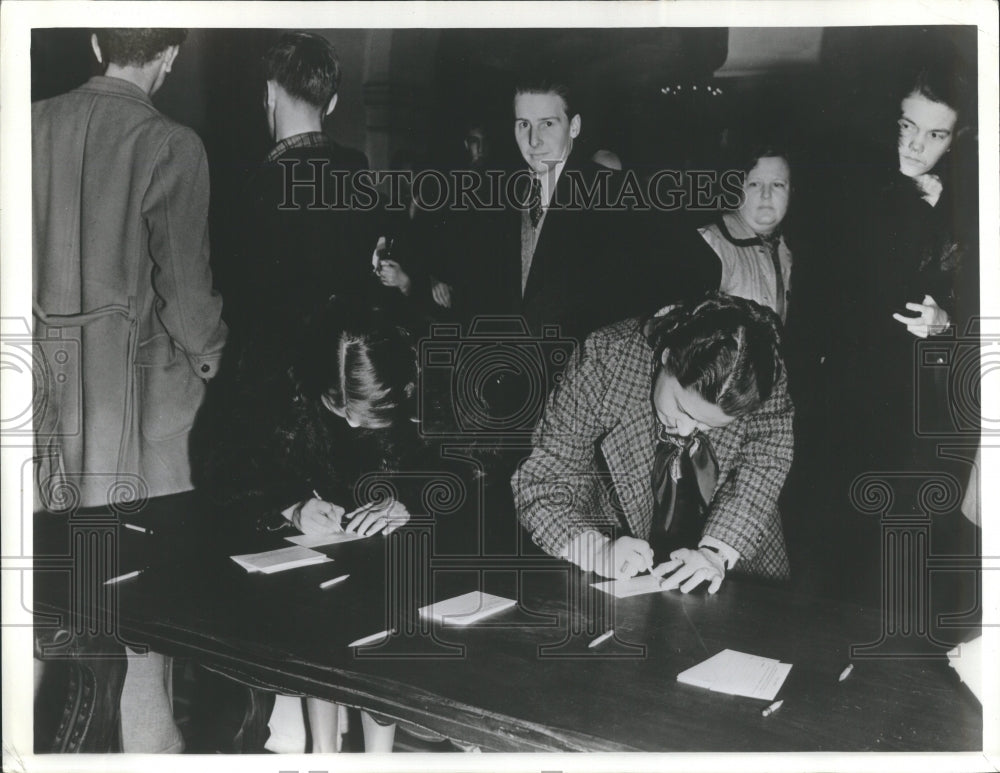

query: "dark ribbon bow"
left=650, top=429, right=719, bottom=536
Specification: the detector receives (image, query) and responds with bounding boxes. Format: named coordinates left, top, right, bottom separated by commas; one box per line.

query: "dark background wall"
left=31, top=25, right=978, bottom=283
left=31, top=26, right=978, bottom=167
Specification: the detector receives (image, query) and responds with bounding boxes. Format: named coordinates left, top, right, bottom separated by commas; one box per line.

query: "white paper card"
left=285, top=531, right=366, bottom=548
left=591, top=574, right=664, bottom=598
left=947, top=636, right=982, bottom=703
left=677, top=648, right=792, bottom=700
left=231, top=546, right=332, bottom=574
left=418, top=591, right=517, bottom=625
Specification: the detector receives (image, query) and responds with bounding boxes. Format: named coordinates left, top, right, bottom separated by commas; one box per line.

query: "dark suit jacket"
left=524, top=159, right=625, bottom=341
left=457, top=158, right=634, bottom=345
left=459, top=157, right=720, bottom=345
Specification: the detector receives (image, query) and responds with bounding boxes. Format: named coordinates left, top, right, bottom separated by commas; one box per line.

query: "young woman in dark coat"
left=806, top=62, right=979, bottom=605
left=834, top=64, right=977, bottom=479
left=202, top=299, right=469, bottom=752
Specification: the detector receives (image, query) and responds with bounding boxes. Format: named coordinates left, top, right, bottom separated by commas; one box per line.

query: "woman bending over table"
left=205, top=299, right=435, bottom=752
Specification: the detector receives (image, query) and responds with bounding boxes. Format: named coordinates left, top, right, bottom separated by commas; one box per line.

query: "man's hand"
left=592, top=536, right=654, bottom=580
left=377, top=259, right=412, bottom=295
left=290, top=498, right=346, bottom=536
left=431, top=278, right=453, bottom=309
left=892, top=294, right=950, bottom=338
left=343, top=499, right=411, bottom=537
left=653, top=547, right=726, bottom=594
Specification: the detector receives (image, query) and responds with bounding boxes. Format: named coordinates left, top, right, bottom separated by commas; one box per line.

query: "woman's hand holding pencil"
left=288, top=493, right=346, bottom=536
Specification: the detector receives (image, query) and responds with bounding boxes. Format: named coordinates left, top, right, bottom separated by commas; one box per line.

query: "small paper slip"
left=591, top=574, right=664, bottom=598
left=418, top=591, right=517, bottom=625
left=677, top=649, right=792, bottom=701
left=231, top=546, right=331, bottom=574
left=285, top=531, right=365, bottom=548
left=947, top=636, right=982, bottom=703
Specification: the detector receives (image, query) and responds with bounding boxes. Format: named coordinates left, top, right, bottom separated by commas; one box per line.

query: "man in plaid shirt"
left=513, top=294, right=793, bottom=594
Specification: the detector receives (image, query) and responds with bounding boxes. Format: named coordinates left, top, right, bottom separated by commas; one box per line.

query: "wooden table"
left=33, top=492, right=982, bottom=752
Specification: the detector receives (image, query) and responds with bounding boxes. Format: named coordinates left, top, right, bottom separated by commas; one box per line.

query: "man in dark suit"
left=234, top=32, right=371, bottom=341
left=442, top=81, right=628, bottom=339
left=465, top=80, right=711, bottom=347
left=510, top=80, right=626, bottom=341
left=437, top=81, right=725, bottom=557
left=440, top=81, right=633, bottom=553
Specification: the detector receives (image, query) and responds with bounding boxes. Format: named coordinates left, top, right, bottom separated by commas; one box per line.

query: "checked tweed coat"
left=513, top=317, right=793, bottom=580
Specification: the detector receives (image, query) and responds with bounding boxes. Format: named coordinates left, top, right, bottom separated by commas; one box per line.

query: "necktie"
left=649, top=431, right=719, bottom=563
left=527, top=175, right=543, bottom=228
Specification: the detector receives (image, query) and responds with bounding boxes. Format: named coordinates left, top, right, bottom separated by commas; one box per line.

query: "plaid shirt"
left=264, top=131, right=330, bottom=164
left=513, top=317, right=793, bottom=580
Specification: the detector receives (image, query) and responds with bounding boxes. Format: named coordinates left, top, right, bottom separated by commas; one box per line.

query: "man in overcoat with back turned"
left=32, top=27, right=227, bottom=752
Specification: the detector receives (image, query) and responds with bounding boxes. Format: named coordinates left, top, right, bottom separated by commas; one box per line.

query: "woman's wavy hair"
left=291, top=300, right=418, bottom=429
left=644, top=293, right=783, bottom=418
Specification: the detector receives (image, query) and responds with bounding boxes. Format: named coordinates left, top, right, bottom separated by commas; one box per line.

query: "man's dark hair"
left=262, top=32, right=341, bottom=109
left=513, top=78, right=577, bottom=120
left=93, top=29, right=188, bottom=67
left=645, top=293, right=783, bottom=418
